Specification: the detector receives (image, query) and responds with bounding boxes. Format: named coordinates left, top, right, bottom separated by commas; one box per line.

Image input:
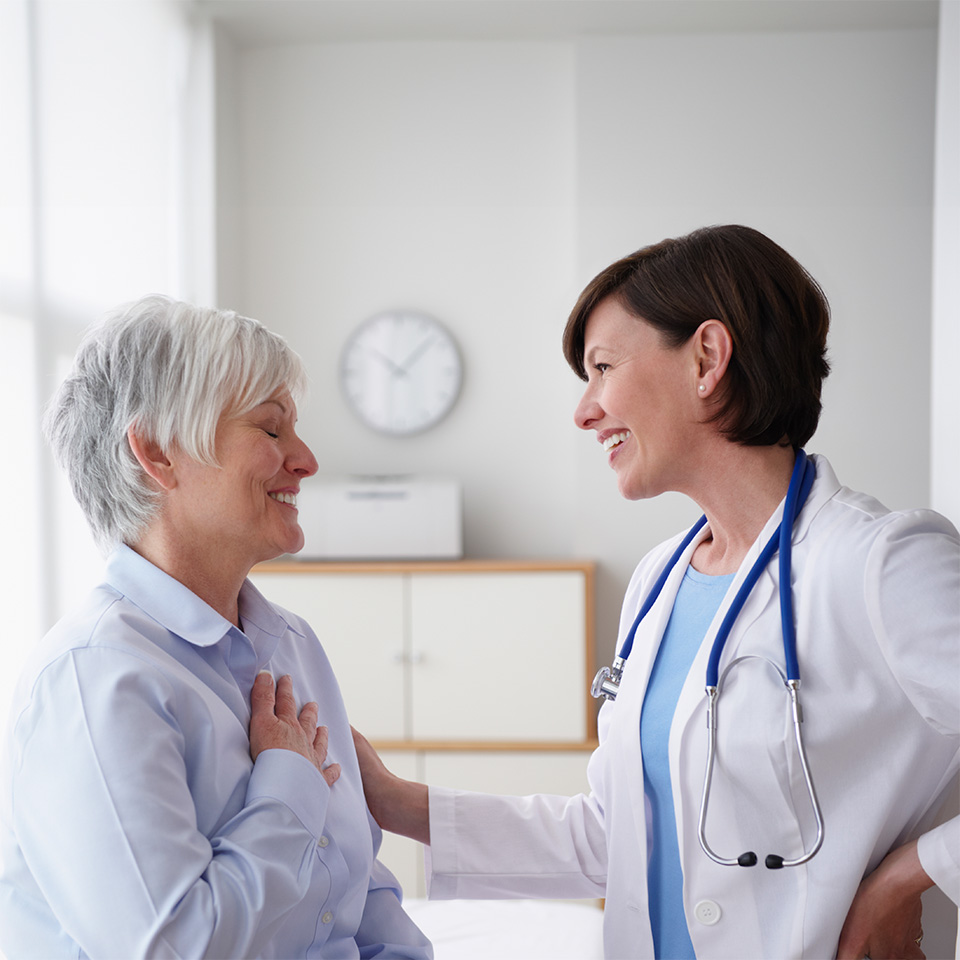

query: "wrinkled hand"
left=837, top=841, right=931, bottom=959
left=352, top=727, right=429, bottom=844
left=250, top=673, right=341, bottom=788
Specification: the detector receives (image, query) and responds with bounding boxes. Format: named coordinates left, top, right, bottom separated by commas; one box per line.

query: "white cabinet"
left=249, top=560, right=596, bottom=746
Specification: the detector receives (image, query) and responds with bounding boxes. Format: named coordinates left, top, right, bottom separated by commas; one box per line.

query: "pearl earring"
left=699, top=384, right=706, bottom=393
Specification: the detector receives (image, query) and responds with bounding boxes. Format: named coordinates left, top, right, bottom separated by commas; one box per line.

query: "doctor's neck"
left=686, top=443, right=798, bottom=577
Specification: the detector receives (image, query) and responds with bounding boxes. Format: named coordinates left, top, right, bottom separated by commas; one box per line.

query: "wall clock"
left=339, top=310, right=463, bottom=436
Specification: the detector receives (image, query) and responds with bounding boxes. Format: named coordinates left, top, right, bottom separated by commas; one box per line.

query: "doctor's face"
left=573, top=296, right=699, bottom=501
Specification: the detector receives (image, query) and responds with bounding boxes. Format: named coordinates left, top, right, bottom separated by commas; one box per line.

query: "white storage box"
left=294, top=475, right=463, bottom=560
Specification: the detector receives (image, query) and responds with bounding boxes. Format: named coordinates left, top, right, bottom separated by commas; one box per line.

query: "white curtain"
left=0, top=0, right=213, bottom=784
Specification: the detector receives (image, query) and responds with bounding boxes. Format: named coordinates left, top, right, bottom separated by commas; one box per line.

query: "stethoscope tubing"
left=593, top=450, right=824, bottom=869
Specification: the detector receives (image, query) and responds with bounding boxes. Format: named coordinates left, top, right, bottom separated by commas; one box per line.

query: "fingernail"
left=256, top=670, right=273, bottom=681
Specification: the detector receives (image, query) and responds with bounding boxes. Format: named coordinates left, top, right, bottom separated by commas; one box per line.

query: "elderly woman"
left=353, top=225, right=959, bottom=959
left=0, top=296, right=432, bottom=959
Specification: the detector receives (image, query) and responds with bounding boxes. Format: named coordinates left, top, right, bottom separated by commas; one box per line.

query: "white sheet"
left=403, top=899, right=604, bottom=960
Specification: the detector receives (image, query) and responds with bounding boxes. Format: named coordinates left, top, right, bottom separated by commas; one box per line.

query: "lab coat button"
left=321, top=911, right=334, bottom=924
left=318, top=836, right=329, bottom=848
left=694, top=900, right=722, bottom=925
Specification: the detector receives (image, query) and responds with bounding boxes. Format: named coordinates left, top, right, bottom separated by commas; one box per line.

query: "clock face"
left=339, top=311, right=463, bottom=435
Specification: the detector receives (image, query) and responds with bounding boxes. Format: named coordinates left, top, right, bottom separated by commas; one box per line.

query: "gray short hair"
left=43, top=295, right=308, bottom=553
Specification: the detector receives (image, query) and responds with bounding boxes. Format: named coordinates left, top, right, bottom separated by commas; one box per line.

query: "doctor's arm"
left=839, top=511, right=960, bottom=959
left=352, top=727, right=608, bottom=901
left=352, top=727, right=430, bottom=843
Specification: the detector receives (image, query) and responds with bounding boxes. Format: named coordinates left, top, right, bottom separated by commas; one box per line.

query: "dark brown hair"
left=562, top=225, right=831, bottom=449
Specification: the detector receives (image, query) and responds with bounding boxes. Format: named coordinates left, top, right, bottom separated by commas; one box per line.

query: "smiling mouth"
left=268, top=492, right=298, bottom=507
left=602, top=431, right=631, bottom=452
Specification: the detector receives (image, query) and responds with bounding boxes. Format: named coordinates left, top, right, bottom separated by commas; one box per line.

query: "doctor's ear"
left=694, top=320, right=733, bottom=397
left=126, top=426, right=177, bottom=491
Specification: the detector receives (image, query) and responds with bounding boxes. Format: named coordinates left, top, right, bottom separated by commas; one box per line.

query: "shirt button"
left=694, top=900, right=722, bottom=925
left=317, top=836, right=329, bottom=848
left=321, top=911, right=334, bottom=925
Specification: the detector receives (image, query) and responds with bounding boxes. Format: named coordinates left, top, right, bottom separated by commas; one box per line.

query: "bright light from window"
left=0, top=313, right=39, bottom=731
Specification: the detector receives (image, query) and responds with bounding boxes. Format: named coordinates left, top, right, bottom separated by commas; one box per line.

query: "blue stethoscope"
left=591, top=450, right=824, bottom=869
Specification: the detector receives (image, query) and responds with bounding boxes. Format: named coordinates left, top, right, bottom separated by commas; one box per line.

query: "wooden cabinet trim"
left=254, top=558, right=595, bottom=575
left=369, top=739, right=600, bottom=752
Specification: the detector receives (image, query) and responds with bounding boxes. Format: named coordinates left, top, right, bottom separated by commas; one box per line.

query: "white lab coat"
left=427, top=456, right=960, bottom=959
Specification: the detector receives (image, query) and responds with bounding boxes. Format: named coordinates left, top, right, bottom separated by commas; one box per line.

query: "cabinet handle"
left=391, top=651, right=425, bottom=664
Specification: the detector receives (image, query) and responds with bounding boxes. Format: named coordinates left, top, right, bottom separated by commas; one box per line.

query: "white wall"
left=223, top=40, right=581, bottom=560
left=219, top=26, right=938, bottom=671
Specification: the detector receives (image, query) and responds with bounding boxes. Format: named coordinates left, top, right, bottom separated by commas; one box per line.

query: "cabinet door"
left=423, top=750, right=592, bottom=798
left=248, top=572, right=407, bottom=739
left=409, top=572, right=586, bottom=741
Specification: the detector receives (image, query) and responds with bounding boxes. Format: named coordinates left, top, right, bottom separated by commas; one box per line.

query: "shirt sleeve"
left=866, top=509, right=960, bottom=904
left=9, top=645, right=331, bottom=959
left=918, top=817, right=960, bottom=906
left=353, top=857, right=433, bottom=959
left=426, top=778, right=608, bottom=901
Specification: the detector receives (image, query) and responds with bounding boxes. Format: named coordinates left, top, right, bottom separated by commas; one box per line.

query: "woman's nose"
left=289, top=433, right=319, bottom=477
left=574, top=387, right=602, bottom=431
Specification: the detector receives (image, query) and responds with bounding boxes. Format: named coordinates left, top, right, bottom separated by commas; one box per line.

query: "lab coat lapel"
left=669, top=455, right=839, bottom=851
left=615, top=525, right=713, bottom=858
left=670, top=504, right=784, bottom=749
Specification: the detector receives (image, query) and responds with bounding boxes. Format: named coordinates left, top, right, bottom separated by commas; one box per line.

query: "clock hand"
left=398, top=336, right=437, bottom=372
left=366, top=346, right=407, bottom=377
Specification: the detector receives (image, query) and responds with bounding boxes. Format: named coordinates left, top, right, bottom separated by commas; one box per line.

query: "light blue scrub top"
left=640, top=566, right=734, bottom=960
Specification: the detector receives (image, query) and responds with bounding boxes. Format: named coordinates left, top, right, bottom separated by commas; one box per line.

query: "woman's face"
left=574, top=296, right=699, bottom=501
left=170, top=389, right=318, bottom=571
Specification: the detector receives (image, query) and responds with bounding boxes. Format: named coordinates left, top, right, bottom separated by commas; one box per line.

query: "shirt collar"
left=239, top=576, right=307, bottom=645
left=104, top=545, right=304, bottom=664
left=101, top=545, right=237, bottom=648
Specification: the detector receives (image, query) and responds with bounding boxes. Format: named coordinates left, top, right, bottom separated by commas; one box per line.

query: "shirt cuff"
left=917, top=816, right=960, bottom=906
left=247, top=748, right=330, bottom=838
left=425, top=785, right=459, bottom=900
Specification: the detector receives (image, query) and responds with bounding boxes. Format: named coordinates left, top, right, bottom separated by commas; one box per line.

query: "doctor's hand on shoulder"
left=250, top=672, right=341, bottom=786
left=837, top=840, right=931, bottom=959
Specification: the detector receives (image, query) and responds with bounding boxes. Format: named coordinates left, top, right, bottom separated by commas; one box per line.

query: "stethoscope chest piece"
left=591, top=657, right=625, bottom=701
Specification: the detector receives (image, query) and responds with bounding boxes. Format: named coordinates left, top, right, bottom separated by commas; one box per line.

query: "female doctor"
left=353, top=224, right=960, bottom=959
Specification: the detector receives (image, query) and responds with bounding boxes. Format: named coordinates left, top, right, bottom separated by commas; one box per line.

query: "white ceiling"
left=192, top=0, right=939, bottom=46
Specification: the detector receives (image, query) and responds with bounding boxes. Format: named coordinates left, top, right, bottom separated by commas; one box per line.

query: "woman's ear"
left=694, top=319, right=733, bottom=397
left=126, top=426, right=177, bottom=491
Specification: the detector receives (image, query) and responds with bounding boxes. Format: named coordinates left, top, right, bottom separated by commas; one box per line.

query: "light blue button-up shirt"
left=0, top=545, right=432, bottom=959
